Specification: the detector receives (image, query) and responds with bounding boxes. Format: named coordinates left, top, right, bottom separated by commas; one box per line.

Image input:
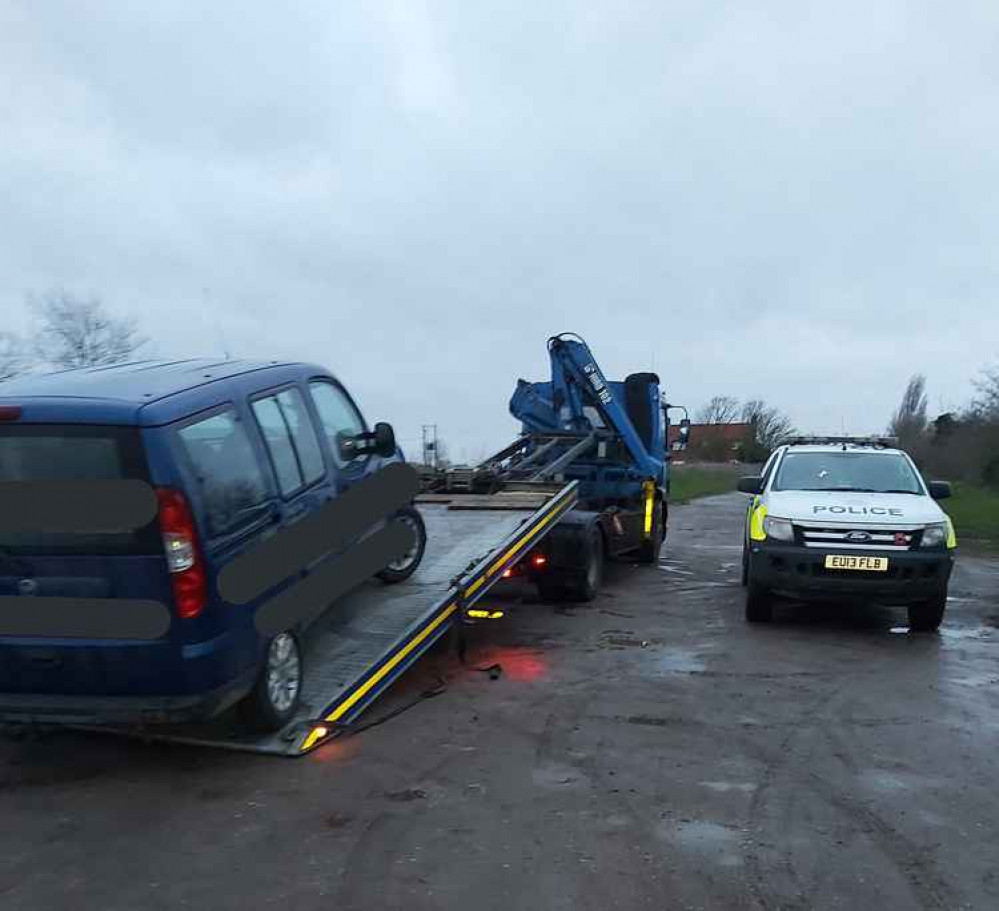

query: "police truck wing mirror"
left=928, top=480, right=952, bottom=500
left=679, top=418, right=691, bottom=446
left=737, top=475, right=763, bottom=495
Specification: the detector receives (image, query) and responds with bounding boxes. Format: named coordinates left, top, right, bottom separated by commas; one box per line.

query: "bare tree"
left=741, top=398, right=795, bottom=460
left=889, top=374, right=929, bottom=453
left=0, top=331, right=28, bottom=382
left=30, top=289, right=147, bottom=369
left=971, top=363, right=999, bottom=421
left=696, top=395, right=741, bottom=424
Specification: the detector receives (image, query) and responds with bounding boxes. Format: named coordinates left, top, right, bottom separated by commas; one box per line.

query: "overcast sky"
left=2, top=1, right=997, bottom=461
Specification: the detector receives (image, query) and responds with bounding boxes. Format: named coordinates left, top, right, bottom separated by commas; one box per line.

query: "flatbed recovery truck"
left=76, top=333, right=683, bottom=755
left=423, top=332, right=690, bottom=601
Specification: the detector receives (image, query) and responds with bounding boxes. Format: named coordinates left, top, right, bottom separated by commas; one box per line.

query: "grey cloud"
left=1, top=1, right=997, bottom=461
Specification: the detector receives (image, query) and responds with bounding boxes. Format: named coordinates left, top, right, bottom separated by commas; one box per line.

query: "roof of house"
left=668, top=421, right=751, bottom=444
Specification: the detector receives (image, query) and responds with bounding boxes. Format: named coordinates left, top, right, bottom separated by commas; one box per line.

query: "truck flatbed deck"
left=74, top=481, right=577, bottom=755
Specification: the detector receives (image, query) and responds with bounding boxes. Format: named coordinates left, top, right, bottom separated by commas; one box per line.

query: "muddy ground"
left=2, top=492, right=997, bottom=910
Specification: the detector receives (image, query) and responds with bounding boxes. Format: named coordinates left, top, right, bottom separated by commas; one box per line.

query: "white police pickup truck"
left=738, top=437, right=957, bottom=631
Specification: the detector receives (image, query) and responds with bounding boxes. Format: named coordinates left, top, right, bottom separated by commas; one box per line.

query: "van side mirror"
left=737, top=475, right=763, bottom=495
left=372, top=422, right=397, bottom=457
left=337, top=422, right=398, bottom=461
left=928, top=480, right=952, bottom=500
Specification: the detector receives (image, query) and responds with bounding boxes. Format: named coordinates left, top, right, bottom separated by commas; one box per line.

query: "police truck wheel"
left=241, top=631, right=303, bottom=732
left=572, top=525, right=605, bottom=601
left=908, top=593, right=947, bottom=632
left=745, top=581, right=773, bottom=623
left=376, top=507, right=427, bottom=584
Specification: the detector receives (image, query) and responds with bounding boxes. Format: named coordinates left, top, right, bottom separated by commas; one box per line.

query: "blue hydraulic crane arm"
left=546, top=333, right=664, bottom=480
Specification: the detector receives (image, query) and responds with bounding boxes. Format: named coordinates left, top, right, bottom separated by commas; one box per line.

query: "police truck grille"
left=795, top=525, right=917, bottom=551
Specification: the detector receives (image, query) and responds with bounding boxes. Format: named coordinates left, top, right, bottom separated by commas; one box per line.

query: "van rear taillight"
left=156, top=487, right=206, bottom=620
left=0, top=406, right=22, bottom=421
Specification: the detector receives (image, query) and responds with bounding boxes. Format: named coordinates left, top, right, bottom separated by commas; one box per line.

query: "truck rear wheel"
left=572, top=525, right=605, bottom=601
left=908, top=593, right=947, bottom=632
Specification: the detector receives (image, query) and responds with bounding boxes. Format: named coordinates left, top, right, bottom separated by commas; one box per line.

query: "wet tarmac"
left=1, top=492, right=997, bottom=909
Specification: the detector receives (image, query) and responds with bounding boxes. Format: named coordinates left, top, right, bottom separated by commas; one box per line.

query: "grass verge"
left=669, top=465, right=742, bottom=503
left=944, top=482, right=999, bottom=550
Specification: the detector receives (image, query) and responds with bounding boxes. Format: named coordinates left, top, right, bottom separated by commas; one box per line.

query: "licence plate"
left=824, top=555, right=888, bottom=572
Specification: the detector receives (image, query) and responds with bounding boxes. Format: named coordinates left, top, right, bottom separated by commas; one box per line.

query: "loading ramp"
left=75, top=481, right=577, bottom=755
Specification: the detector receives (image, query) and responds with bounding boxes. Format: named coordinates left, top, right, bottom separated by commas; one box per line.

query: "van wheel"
left=377, top=507, right=427, bottom=584
left=572, top=525, right=605, bottom=601
left=908, top=593, right=947, bottom=632
left=745, top=581, right=773, bottom=623
left=241, top=632, right=303, bottom=732
left=741, top=542, right=749, bottom=587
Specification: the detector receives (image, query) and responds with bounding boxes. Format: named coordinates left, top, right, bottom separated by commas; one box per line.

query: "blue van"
left=0, top=359, right=426, bottom=731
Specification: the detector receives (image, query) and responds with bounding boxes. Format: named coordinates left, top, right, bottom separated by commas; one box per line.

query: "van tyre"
left=572, top=525, right=605, bottom=601
left=745, top=581, right=773, bottom=623
left=908, top=593, right=947, bottom=632
left=377, top=507, right=427, bottom=584
left=241, top=631, right=303, bottom=733
left=741, top=542, right=749, bottom=587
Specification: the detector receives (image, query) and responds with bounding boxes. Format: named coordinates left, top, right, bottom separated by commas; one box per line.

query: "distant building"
left=669, top=422, right=751, bottom=461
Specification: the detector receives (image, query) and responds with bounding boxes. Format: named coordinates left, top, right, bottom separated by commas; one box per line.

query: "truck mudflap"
left=70, top=481, right=578, bottom=756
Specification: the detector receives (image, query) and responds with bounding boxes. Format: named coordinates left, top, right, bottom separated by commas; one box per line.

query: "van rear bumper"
left=0, top=666, right=256, bottom=726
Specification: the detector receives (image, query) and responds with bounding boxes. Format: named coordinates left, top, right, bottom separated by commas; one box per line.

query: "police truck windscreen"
left=773, top=451, right=924, bottom=494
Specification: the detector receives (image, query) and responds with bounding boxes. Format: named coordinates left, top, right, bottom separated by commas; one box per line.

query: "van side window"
left=309, top=381, right=365, bottom=467
left=276, top=388, right=324, bottom=485
left=178, top=410, right=268, bottom=536
left=252, top=388, right=325, bottom=496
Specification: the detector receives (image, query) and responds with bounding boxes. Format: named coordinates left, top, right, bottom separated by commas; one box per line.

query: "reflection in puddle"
left=939, top=627, right=995, bottom=642
left=659, top=649, right=707, bottom=674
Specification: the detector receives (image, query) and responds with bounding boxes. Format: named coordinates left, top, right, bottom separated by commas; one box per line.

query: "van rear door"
left=0, top=423, right=176, bottom=697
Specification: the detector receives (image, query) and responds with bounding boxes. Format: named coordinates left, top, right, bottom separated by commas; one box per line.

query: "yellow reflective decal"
left=946, top=516, right=957, bottom=549
left=749, top=502, right=768, bottom=541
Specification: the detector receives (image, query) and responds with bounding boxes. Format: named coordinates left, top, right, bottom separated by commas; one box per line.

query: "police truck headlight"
left=920, top=523, right=947, bottom=548
left=763, top=516, right=794, bottom=543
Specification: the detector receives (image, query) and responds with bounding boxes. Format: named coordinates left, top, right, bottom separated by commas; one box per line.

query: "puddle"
left=699, top=781, right=755, bottom=794
left=658, top=563, right=694, bottom=576
left=939, top=627, right=995, bottom=642
left=658, top=820, right=743, bottom=867
left=659, top=650, right=707, bottom=674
